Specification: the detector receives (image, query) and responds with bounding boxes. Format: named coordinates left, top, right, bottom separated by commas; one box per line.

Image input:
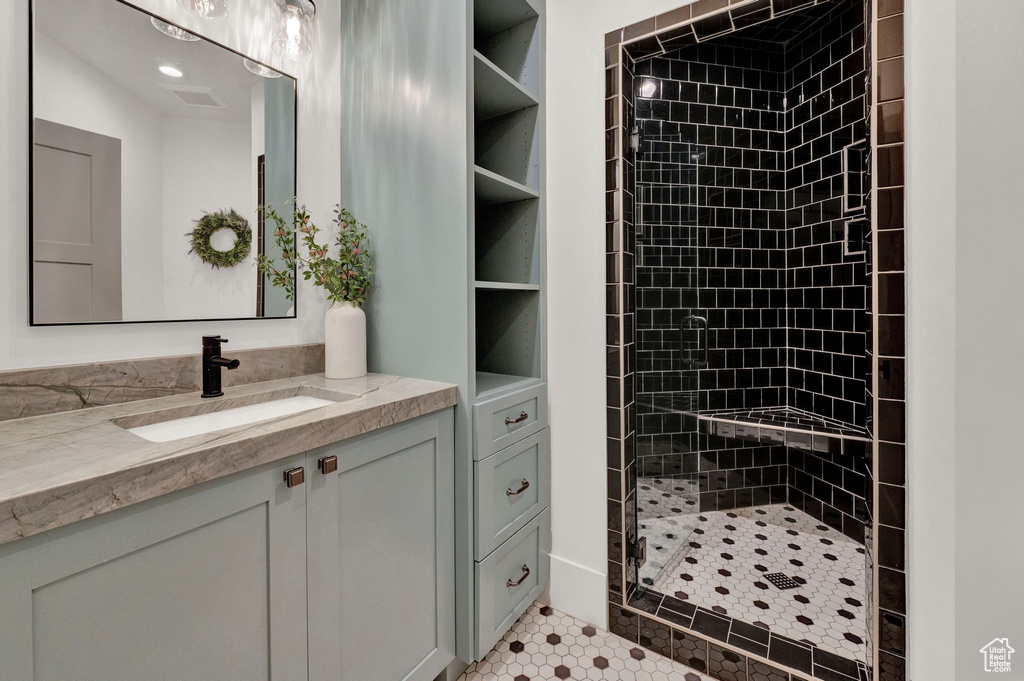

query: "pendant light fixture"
left=176, top=0, right=229, bottom=20
left=272, top=0, right=316, bottom=62
left=244, top=59, right=284, bottom=79
left=151, top=18, right=201, bottom=41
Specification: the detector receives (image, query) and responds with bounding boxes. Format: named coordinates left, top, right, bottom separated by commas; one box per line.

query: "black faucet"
left=202, top=335, right=240, bottom=398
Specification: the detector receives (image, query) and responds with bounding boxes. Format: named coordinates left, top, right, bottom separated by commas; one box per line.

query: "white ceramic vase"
left=324, top=301, right=367, bottom=379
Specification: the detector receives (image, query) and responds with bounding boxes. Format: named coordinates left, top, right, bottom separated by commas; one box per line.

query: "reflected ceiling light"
left=272, top=0, right=316, bottom=62
left=159, top=65, right=186, bottom=78
left=176, top=0, right=228, bottom=20
left=151, top=18, right=201, bottom=41
left=244, top=59, right=283, bottom=79
left=639, top=79, right=658, bottom=98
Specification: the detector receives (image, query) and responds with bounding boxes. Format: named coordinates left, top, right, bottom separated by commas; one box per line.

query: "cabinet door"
left=307, top=410, right=456, bottom=681
left=0, top=454, right=308, bottom=681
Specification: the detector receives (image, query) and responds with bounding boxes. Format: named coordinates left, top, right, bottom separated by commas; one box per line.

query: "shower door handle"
left=682, top=315, right=709, bottom=368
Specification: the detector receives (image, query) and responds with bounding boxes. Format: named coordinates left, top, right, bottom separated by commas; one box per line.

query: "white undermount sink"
left=114, top=388, right=353, bottom=443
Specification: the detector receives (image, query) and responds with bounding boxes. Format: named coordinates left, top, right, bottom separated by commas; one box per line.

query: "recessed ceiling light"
left=244, top=59, right=283, bottom=79
left=159, top=65, right=185, bottom=78
left=150, top=18, right=201, bottom=41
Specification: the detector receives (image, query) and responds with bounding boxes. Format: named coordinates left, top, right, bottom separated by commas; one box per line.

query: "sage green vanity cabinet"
left=0, top=409, right=455, bottom=681
left=0, top=453, right=309, bottom=681
left=307, top=410, right=456, bottom=681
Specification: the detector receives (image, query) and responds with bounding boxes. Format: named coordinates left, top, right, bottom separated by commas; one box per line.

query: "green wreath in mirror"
left=188, top=209, right=253, bottom=269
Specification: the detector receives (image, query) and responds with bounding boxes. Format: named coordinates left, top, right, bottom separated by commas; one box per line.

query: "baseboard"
left=547, top=553, right=608, bottom=630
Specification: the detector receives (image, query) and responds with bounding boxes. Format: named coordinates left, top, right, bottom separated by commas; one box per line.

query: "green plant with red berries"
left=256, top=199, right=372, bottom=307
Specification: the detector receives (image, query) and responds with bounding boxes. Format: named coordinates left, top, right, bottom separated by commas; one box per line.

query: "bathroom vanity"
left=0, top=374, right=459, bottom=681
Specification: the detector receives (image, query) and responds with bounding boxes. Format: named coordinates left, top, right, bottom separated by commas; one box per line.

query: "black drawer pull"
left=506, top=564, right=531, bottom=588
left=506, top=479, right=531, bottom=497
left=505, top=411, right=529, bottom=426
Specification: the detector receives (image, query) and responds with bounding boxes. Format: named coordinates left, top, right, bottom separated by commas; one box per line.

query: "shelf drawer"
left=473, top=383, right=547, bottom=460
left=475, top=430, right=550, bottom=560
left=475, top=508, right=550, bottom=659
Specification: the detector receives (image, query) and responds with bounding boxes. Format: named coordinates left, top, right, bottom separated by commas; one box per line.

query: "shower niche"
left=607, top=0, right=887, bottom=680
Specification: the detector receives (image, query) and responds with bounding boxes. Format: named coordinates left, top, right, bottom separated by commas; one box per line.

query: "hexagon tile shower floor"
left=459, top=602, right=715, bottom=681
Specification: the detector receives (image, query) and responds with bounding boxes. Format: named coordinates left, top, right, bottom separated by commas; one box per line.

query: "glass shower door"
left=631, top=118, right=705, bottom=592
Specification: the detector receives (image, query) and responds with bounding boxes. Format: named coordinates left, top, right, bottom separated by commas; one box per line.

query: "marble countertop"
left=0, top=373, right=458, bottom=546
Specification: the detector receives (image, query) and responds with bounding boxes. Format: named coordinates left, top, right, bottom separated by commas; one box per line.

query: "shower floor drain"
left=765, top=573, right=800, bottom=590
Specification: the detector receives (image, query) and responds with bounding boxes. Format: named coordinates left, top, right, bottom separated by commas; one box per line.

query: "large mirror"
left=30, top=0, right=297, bottom=325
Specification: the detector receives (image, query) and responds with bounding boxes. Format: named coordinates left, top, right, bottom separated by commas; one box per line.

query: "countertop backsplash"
left=0, top=343, right=326, bottom=422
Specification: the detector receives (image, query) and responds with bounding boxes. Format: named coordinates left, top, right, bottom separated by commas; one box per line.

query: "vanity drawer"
left=475, top=508, right=550, bottom=659
left=475, top=430, right=550, bottom=560
left=473, top=384, right=547, bottom=460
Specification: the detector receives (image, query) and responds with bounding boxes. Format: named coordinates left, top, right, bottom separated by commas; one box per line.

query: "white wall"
left=33, top=32, right=166, bottom=320
left=546, top=0, right=692, bottom=629
left=0, top=0, right=339, bottom=369
left=904, top=2, right=958, bottom=679
left=161, top=117, right=255, bottom=320
left=952, top=2, right=1024, bottom=679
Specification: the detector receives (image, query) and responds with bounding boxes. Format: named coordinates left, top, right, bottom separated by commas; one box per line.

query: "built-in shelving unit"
left=343, top=0, right=546, bottom=670
left=471, top=0, right=543, bottom=400
left=465, top=0, right=547, bottom=663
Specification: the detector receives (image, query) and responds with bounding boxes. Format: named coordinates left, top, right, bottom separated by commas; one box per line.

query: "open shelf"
left=476, top=371, right=543, bottom=400
left=474, top=52, right=538, bottom=121
left=474, top=0, right=540, bottom=96
left=475, top=281, right=540, bottom=291
left=476, top=104, right=540, bottom=189
left=476, top=288, right=541, bottom=381
left=475, top=0, right=538, bottom=37
left=476, top=198, right=540, bottom=286
left=474, top=166, right=539, bottom=205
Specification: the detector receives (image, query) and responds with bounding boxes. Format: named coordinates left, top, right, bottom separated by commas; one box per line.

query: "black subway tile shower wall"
left=633, top=1, right=870, bottom=527
left=784, top=1, right=869, bottom=428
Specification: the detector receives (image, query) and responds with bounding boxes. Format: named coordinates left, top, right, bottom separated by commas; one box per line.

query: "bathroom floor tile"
left=643, top=502, right=868, bottom=664
left=459, top=602, right=714, bottom=681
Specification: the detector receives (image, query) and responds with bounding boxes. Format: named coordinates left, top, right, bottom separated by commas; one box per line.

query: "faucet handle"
left=220, top=338, right=229, bottom=344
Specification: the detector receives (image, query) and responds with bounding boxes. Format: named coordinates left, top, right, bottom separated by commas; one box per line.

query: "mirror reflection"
left=31, top=0, right=297, bottom=325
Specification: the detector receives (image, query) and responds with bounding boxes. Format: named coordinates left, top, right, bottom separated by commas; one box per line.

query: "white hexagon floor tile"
left=459, top=602, right=714, bottom=681
left=649, top=503, right=868, bottom=664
